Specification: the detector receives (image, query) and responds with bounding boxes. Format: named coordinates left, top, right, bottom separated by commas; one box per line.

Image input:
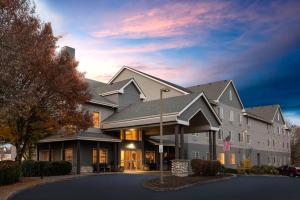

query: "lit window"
left=229, top=153, right=235, bottom=165
left=229, top=89, right=232, bottom=101
left=145, top=151, right=156, bottom=164
left=40, top=150, right=49, bottom=161
left=93, top=112, right=101, bottom=128
left=92, top=148, right=108, bottom=164
left=64, top=149, right=73, bottom=164
left=230, top=111, right=234, bottom=122
left=120, top=129, right=142, bottom=141
left=218, top=153, right=225, bottom=165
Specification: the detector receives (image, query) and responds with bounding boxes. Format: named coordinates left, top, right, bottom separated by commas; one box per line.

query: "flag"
left=223, top=134, right=231, bottom=151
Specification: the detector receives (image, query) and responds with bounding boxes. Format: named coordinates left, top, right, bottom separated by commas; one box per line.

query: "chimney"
left=62, top=46, right=75, bottom=58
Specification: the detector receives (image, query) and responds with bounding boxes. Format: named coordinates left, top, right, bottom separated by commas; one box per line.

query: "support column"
left=36, top=144, right=39, bottom=161
left=208, top=131, right=213, bottom=160
left=180, top=125, right=185, bottom=159
left=48, top=143, right=51, bottom=161
left=76, top=140, right=81, bottom=174
left=96, top=141, right=100, bottom=173
left=61, top=142, right=65, bottom=161
left=174, top=125, right=180, bottom=159
left=212, top=131, right=217, bottom=160
left=114, top=143, right=118, bottom=171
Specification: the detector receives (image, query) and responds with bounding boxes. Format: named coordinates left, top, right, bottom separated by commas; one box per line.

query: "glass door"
left=121, top=150, right=142, bottom=170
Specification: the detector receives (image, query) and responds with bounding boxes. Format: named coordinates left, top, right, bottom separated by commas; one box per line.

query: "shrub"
left=250, top=165, right=279, bottom=175
left=191, top=159, right=221, bottom=176
left=22, top=160, right=72, bottom=177
left=0, top=161, right=20, bottom=185
left=224, top=167, right=238, bottom=174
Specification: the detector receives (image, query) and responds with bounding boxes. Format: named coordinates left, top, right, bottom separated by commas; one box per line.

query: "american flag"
left=223, top=134, right=231, bottom=151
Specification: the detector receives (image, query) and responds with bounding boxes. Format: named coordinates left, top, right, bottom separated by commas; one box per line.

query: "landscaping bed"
left=144, top=174, right=233, bottom=191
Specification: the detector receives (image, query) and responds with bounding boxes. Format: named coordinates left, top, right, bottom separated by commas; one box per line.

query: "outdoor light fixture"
left=160, top=88, right=170, bottom=184
left=127, top=143, right=135, bottom=149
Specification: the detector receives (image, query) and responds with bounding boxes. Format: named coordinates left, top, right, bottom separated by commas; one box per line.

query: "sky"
left=35, top=0, right=300, bottom=126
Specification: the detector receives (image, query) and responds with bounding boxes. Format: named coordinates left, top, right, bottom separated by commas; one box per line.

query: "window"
left=229, top=153, right=236, bottom=165
left=64, top=149, right=73, bottom=164
left=93, top=112, right=101, bottom=128
left=218, top=153, right=225, bottom=165
left=246, top=135, right=250, bottom=144
left=228, top=131, right=233, bottom=141
left=230, top=111, right=234, bottom=122
left=273, top=156, right=276, bottom=164
left=239, top=114, right=243, bottom=125
left=238, top=133, right=244, bottom=142
left=273, top=140, right=275, bottom=147
left=287, top=142, right=289, bottom=149
left=283, top=142, right=285, bottom=148
left=278, top=113, right=280, bottom=121
left=229, top=89, right=232, bottom=101
left=92, top=148, right=108, bottom=164
left=40, top=150, right=49, bottom=161
left=268, top=139, right=270, bottom=147
left=247, top=118, right=251, bottom=127
left=219, top=107, right=224, bottom=119
left=218, top=130, right=223, bottom=140
left=120, top=129, right=142, bottom=141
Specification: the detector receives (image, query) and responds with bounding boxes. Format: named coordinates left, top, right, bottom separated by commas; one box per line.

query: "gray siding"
left=219, top=83, right=243, bottom=109
left=118, top=83, right=142, bottom=110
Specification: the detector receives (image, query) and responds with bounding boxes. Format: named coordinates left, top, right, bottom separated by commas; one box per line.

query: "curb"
left=143, top=174, right=237, bottom=192
left=6, top=172, right=125, bottom=200
left=239, top=174, right=289, bottom=178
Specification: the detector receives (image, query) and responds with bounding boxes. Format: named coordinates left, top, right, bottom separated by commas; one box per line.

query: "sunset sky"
left=35, top=0, right=300, bottom=125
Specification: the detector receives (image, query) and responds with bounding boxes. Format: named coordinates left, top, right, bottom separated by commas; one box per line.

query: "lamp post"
left=160, top=88, right=170, bottom=184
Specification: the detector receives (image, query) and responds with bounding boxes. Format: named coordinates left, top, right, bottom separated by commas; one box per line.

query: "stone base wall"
left=171, top=160, right=191, bottom=177
left=81, top=166, right=93, bottom=173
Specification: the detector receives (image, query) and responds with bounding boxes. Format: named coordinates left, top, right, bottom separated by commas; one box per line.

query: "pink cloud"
left=91, top=1, right=230, bottom=38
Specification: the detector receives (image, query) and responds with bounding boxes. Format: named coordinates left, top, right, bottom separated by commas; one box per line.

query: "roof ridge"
left=246, top=104, right=280, bottom=109
left=187, top=80, right=230, bottom=88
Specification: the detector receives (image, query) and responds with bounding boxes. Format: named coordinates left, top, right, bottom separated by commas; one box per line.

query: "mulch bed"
left=144, top=174, right=233, bottom=191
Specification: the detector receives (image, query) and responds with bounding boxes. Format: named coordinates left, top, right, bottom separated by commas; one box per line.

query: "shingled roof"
left=187, top=80, right=230, bottom=101
left=99, top=78, right=132, bottom=94
left=103, top=92, right=201, bottom=123
left=86, top=79, right=118, bottom=107
left=246, top=104, right=280, bottom=124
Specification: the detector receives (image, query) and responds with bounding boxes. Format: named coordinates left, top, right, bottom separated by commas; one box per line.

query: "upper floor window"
left=247, top=118, right=251, bottom=127
left=267, top=139, right=270, bottom=147
left=218, top=130, right=223, bottom=140
left=273, top=139, right=275, bottom=147
left=230, top=111, right=234, bottom=122
left=229, top=131, right=233, bottom=142
left=93, top=112, right=101, bottom=128
left=239, top=114, right=243, bottom=125
left=229, top=89, right=232, bottom=101
left=238, top=133, right=244, bottom=142
left=246, top=135, right=250, bottom=144
left=120, top=129, right=142, bottom=141
left=219, top=107, right=224, bottom=119
left=278, top=127, right=281, bottom=134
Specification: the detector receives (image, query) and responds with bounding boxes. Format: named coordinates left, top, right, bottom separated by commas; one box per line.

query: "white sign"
left=159, top=145, right=163, bottom=153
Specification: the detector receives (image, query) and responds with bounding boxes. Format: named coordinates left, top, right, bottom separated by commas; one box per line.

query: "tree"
left=291, top=126, right=300, bottom=165
left=0, top=0, right=92, bottom=163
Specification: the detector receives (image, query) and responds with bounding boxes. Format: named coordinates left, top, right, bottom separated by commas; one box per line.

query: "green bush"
left=224, top=167, right=238, bottom=174
left=191, top=159, right=221, bottom=176
left=22, top=160, right=72, bottom=177
left=250, top=165, right=279, bottom=175
left=0, top=161, right=20, bottom=185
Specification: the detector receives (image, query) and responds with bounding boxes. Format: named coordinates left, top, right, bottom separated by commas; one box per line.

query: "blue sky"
left=35, top=0, right=300, bottom=125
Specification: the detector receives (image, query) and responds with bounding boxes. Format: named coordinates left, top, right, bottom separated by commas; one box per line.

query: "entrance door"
left=121, top=150, right=142, bottom=170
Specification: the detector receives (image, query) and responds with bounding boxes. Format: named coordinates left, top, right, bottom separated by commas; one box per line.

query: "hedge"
left=191, top=159, right=221, bottom=176
left=250, top=165, right=279, bottom=175
left=22, top=160, right=72, bottom=177
left=0, top=161, right=20, bottom=185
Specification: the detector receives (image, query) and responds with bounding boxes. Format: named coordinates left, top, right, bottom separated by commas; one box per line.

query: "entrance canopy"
left=102, top=92, right=221, bottom=134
